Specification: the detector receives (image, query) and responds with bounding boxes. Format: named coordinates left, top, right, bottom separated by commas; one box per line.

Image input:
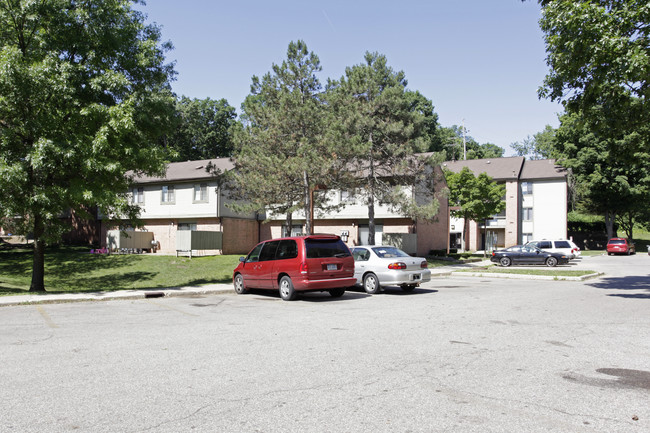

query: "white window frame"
left=161, top=185, right=175, bottom=204
left=522, top=207, right=533, bottom=221
left=522, top=182, right=533, bottom=195
left=132, top=187, right=144, bottom=204
left=193, top=183, right=208, bottom=203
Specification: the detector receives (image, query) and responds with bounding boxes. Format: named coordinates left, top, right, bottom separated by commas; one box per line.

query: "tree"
left=537, top=0, right=650, bottom=240
left=436, top=125, right=504, bottom=161
left=510, top=125, right=556, bottom=160
left=164, top=96, right=237, bottom=161
left=327, top=52, right=435, bottom=245
left=232, top=40, right=339, bottom=234
left=0, top=0, right=176, bottom=291
left=444, top=167, right=506, bottom=255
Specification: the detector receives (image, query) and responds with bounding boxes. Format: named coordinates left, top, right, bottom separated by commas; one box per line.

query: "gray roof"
left=131, top=158, right=233, bottom=184
left=442, top=157, right=566, bottom=181
left=442, top=157, right=525, bottom=181
left=519, top=159, right=567, bottom=180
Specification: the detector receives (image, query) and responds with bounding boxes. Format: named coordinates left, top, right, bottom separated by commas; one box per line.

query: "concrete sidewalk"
left=0, top=260, right=495, bottom=307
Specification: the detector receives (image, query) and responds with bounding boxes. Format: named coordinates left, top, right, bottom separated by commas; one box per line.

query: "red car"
left=232, top=234, right=356, bottom=301
left=606, top=238, right=636, bottom=255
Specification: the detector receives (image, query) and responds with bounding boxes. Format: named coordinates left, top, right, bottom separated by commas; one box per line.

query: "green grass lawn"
left=0, top=246, right=240, bottom=296
left=455, top=266, right=597, bottom=277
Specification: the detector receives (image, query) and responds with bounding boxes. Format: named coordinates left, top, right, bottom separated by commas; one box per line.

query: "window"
left=282, top=225, right=304, bottom=237
left=276, top=240, right=298, bottom=260
left=245, top=243, right=263, bottom=263
left=522, top=207, right=533, bottom=221
left=521, top=182, right=533, bottom=195
left=340, top=190, right=355, bottom=203
left=555, top=241, right=571, bottom=248
left=259, top=240, right=280, bottom=261
left=177, top=222, right=196, bottom=231
left=522, top=233, right=533, bottom=244
left=194, top=183, right=208, bottom=202
left=161, top=185, right=175, bottom=203
left=132, top=187, right=144, bottom=204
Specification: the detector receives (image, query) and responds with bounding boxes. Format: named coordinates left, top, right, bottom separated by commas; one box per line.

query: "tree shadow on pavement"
left=586, top=275, right=650, bottom=299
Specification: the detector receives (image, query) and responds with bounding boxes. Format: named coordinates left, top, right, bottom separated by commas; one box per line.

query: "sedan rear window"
left=305, top=239, right=351, bottom=258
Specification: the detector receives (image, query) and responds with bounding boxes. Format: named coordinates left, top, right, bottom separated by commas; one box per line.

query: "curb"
left=450, top=271, right=604, bottom=281
left=0, top=285, right=234, bottom=307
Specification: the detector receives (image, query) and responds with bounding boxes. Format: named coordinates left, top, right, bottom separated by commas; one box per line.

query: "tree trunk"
left=367, top=136, right=376, bottom=245
left=29, top=214, right=46, bottom=292
left=303, top=170, right=312, bottom=235
left=604, top=210, right=615, bottom=240
left=285, top=212, right=293, bottom=237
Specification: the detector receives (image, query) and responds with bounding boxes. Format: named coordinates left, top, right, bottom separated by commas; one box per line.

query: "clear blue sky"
left=138, top=0, right=562, bottom=155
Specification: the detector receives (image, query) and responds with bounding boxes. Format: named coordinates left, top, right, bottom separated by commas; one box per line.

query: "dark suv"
left=232, top=235, right=356, bottom=301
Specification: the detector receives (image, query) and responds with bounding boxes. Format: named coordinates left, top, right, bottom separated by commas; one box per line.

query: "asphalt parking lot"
left=1, top=254, right=649, bottom=432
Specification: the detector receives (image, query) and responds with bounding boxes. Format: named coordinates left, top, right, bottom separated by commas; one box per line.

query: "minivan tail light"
left=388, top=262, right=407, bottom=270
left=420, top=261, right=428, bottom=269
left=300, top=261, right=308, bottom=274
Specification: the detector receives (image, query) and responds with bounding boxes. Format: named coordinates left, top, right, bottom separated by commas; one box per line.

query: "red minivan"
left=233, top=234, right=356, bottom=301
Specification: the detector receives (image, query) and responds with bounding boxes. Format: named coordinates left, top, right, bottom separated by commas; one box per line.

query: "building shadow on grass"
left=586, top=275, right=650, bottom=299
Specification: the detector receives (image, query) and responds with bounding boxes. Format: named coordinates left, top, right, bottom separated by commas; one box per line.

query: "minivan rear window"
left=609, top=239, right=625, bottom=245
left=305, top=239, right=351, bottom=258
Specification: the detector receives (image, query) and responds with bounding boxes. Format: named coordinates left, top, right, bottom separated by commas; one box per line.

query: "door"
left=257, top=240, right=280, bottom=289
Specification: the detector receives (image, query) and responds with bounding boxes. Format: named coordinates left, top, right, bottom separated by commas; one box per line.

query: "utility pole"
left=462, top=119, right=467, bottom=160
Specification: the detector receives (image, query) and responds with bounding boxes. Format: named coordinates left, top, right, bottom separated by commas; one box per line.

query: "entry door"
left=358, top=225, right=383, bottom=246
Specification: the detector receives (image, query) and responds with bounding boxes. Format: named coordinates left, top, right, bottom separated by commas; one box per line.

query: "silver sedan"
left=350, top=245, right=431, bottom=294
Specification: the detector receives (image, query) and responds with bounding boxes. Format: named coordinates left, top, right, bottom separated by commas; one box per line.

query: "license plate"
left=327, top=264, right=337, bottom=271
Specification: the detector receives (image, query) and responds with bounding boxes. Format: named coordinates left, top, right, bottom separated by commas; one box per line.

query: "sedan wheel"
left=279, top=276, right=297, bottom=301
left=363, top=273, right=380, bottom=294
left=499, top=256, right=512, bottom=267
left=233, top=274, right=247, bottom=294
left=545, top=257, right=558, bottom=267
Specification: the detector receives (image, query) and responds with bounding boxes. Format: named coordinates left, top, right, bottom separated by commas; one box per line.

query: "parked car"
left=525, top=239, right=581, bottom=259
left=491, top=245, right=570, bottom=267
left=350, top=245, right=431, bottom=294
left=232, top=235, right=356, bottom=301
left=606, top=238, right=636, bottom=255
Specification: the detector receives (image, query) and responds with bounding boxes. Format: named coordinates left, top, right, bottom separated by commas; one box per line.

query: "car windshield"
left=305, top=239, right=350, bottom=258
left=371, top=246, right=410, bottom=258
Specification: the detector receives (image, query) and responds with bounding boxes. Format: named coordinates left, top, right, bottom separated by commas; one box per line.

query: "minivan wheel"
left=546, top=257, right=558, bottom=267
left=279, top=276, right=297, bottom=301
left=329, top=288, right=345, bottom=298
left=363, top=273, right=380, bottom=294
left=233, top=274, right=247, bottom=294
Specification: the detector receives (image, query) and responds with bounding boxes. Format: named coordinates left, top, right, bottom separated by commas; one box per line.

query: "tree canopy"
left=231, top=40, right=341, bottom=234
left=164, top=96, right=237, bottom=161
left=510, top=125, right=556, bottom=160
left=444, top=167, right=506, bottom=253
left=537, top=0, right=650, bottom=240
left=327, top=52, right=438, bottom=245
left=0, top=0, right=176, bottom=291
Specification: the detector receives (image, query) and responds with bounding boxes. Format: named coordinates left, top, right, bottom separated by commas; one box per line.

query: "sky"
left=137, top=0, right=563, bottom=155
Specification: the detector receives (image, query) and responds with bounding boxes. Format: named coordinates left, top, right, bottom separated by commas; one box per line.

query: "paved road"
left=1, top=254, right=649, bottom=432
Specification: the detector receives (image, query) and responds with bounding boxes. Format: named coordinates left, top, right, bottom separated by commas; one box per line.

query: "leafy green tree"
left=164, top=96, right=237, bottom=161
left=327, top=52, right=436, bottom=245
left=232, top=40, right=339, bottom=234
left=536, top=0, right=650, bottom=240
left=444, top=167, right=506, bottom=255
left=511, top=125, right=556, bottom=160
left=438, top=126, right=504, bottom=160
left=0, top=0, right=176, bottom=291
left=554, top=109, right=649, bottom=241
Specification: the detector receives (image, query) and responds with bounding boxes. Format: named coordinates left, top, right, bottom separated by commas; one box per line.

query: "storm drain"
left=144, top=292, right=165, bottom=299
